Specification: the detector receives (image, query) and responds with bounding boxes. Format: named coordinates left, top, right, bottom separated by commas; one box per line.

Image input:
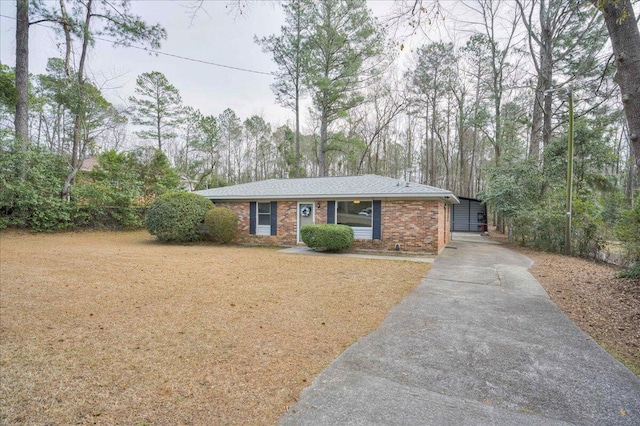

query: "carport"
left=450, top=197, right=487, bottom=232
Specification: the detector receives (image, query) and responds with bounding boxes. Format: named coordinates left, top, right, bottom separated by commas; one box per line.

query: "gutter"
left=198, top=193, right=460, bottom=204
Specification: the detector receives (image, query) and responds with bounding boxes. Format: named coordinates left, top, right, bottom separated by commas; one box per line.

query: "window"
left=257, top=202, right=271, bottom=235
left=337, top=201, right=373, bottom=239
left=337, top=201, right=372, bottom=227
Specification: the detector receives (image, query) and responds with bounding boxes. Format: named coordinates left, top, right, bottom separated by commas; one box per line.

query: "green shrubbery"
left=480, top=152, right=613, bottom=258
left=511, top=205, right=565, bottom=252
left=145, top=192, right=212, bottom=243
left=617, top=202, right=640, bottom=279
left=0, top=141, right=180, bottom=232
left=0, top=142, right=72, bottom=231
left=204, top=207, right=238, bottom=244
left=300, top=224, right=354, bottom=252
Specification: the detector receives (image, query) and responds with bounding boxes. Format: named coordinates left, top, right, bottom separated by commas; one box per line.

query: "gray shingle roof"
left=193, top=174, right=459, bottom=203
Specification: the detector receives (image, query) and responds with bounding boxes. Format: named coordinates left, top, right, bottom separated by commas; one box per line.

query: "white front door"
left=297, top=202, right=315, bottom=243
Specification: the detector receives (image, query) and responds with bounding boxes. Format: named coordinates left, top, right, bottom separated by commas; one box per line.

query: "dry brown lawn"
left=0, top=230, right=429, bottom=425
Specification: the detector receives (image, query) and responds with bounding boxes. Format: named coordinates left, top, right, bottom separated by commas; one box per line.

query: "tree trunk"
left=469, top=66, right=481, bottom=198
left=458, top=95, right=465, bottom=195
left=319, top=91, right=328, bottom=177
left=429, top=95, right=437, bottom=185
left=597, top=0, right=640, bottom=172
left=227, top=136, right=232, bottom=183
left=520, top=0, right=554, bottom=163
left=626, top=154, right=635, bottom=205
left=294, top=4, right=302, bottom=179
left=15, top=0, right=29, bottom=147
left=59, top=0, right=72, bottom=75
left=494, top=89, right=503, bottom=166
left=254, top=136, right=259, bottom=181
left=406, top=116, right=413, bottom=181
left=62, top=0, right=92, bottom=200
left=423, top=107, right=429, bottom=184
left=468, top=59, right=484, bottom=197
left=528, top=0, right=553, bottom=163
left=156, top=109, right=162, bottom=152
left=295, top=86, right=300, bottom=178
left=529, top=85, right=544, bottom=161
left=542, top=61, right=553, bottom=156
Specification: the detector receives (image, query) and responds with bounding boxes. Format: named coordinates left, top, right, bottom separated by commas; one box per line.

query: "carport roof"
left=193, top=174, right=459, bottom=203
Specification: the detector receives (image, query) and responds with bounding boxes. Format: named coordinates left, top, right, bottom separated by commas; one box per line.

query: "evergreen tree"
left=244, top=115, right=272, bottom=181
left=256, top=0, right=309, bottom=177
left=408, top=42, right=457, bottom=184
left=303, top=0, right=384, bottom=176
left=129, top=71, right=184, bottom=153
left=217, top=108, right=242, bottom=183
left=26, top=0, right=166, bottom=199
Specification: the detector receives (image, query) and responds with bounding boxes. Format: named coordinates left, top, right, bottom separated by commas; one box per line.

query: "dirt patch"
left=0, top=230, right=429, bottom=425
left=488, top=230, right=640, bottom=375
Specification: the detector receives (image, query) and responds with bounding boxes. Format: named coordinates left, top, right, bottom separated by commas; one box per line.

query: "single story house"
left=194, top=174, right=459, bottom=254
left=450, top=197, right=487, bottom=232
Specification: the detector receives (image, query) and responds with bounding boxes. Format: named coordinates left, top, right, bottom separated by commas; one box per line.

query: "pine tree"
left=129, top=71, right=183, bottom=153
left=303, top=0, right=384, bottom=176
left=256, top=0, right=309, bottom=177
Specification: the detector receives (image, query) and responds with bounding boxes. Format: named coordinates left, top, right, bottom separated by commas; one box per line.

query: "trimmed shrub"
left=204, top=207, right=238, bottom=244
left=300, top=224, right=354, bottom=252
left=145, top=191, right=212, bottom=243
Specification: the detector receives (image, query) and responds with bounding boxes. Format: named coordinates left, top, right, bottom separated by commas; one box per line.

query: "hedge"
left=300, top=224, right=354, bottom=252
left=204, top=207, right=238, bottom=244
left=145, top=191, right=212, bottom=243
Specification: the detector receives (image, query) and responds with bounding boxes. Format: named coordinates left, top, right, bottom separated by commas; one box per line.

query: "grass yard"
left=0, top=230, right=429, bottom=425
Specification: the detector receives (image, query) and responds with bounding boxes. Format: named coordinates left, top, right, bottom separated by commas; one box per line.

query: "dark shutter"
left=327, top=201, right=335, bottom=224
left=270, top=201, right=278, bottom=236
left=249, top=202, right=256, bottom=235
left=372, top=200, right=382, bottom=240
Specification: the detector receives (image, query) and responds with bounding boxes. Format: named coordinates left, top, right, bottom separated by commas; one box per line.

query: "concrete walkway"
left=280, top=234, right=640, bottom=425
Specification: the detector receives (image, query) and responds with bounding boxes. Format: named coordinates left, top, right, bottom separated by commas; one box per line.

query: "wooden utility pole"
left=565, top=90, right=574, bottom=255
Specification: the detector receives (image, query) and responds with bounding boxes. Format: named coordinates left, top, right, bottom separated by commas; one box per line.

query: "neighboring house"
left=195, top=174, right=459, bottom=254
left=450, top=197, right=487, bottom=232
left=79, top=157, right=98, bottom=173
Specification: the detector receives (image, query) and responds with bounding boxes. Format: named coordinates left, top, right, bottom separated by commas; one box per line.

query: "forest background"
left=1, top=0, right=639, bottom=275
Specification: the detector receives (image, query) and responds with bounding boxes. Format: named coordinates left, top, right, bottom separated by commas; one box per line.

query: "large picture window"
left=337, top=201, right=372, bottom=228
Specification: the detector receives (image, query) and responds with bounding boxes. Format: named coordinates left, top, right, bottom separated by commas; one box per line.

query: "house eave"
left=203, top=193, right=459, bottom=204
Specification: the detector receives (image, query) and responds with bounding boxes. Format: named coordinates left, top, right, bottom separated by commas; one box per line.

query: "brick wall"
left=214, top=199, right=450, bottom=254
left=352, top=200, right=446, bottom=254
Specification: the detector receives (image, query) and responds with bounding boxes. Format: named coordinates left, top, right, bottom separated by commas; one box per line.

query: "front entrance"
left=297, top=202, right=315, bottom=243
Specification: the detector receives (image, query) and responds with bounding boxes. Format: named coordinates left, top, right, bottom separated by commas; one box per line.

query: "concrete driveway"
left=280, top=234, right=640, bottom=425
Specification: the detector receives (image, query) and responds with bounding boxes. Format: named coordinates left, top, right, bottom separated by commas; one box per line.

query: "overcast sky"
left=0, top=1, right=427, bottom=129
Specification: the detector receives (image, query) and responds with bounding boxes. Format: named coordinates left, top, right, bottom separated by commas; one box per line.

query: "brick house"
left=194, top=175, right=459, bottom=254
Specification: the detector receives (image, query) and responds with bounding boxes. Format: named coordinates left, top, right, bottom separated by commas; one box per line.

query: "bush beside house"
left=146, top=192, right=212, bottom=243
left=301, top=224, right=354, bottom=252
left=204, top=207, right=238, bottom=244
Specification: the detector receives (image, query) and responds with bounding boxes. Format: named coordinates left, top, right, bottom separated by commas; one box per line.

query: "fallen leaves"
left=0, top=230, right=429, bottom=425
